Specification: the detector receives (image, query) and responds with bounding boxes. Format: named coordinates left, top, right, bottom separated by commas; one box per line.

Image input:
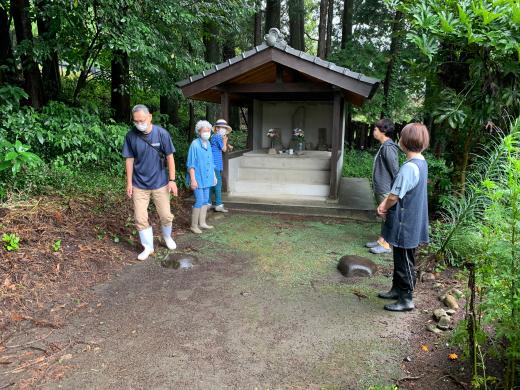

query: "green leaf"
left=4, top=151, right=18, bottom=161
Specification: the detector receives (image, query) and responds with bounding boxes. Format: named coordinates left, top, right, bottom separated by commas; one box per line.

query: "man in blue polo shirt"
left=122, top=105, right=178, bottom=260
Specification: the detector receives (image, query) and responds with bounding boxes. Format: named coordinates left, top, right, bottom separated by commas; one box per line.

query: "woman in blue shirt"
left=187, top=120, right=217, bottom=234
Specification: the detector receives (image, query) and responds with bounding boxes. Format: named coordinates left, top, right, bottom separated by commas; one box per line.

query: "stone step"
left=238, top=167, right=330, bottom=184
left=231, top=180, right=330, bottom=198
left=240, top=155, right=330, bottom=171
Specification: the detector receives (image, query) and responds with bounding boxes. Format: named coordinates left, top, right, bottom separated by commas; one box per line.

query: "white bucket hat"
left=213, top=119, right=232, bottom=134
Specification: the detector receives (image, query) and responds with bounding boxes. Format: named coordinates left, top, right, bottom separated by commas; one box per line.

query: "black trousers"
left=392, top=247, right=417, bottom=293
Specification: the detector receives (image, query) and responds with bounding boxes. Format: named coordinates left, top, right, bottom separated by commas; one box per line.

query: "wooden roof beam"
left=215, top=82, right=335, bottom=94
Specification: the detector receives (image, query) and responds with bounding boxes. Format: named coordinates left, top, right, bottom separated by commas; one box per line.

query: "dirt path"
left=3, top=213, right=422, bottom=389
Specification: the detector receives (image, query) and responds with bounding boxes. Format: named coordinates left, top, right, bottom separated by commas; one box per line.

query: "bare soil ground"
left=1, top=195, right=468, bottom=389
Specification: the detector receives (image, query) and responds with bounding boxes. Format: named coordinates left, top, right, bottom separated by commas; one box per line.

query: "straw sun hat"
left=213, top=119, right=233, bottom=134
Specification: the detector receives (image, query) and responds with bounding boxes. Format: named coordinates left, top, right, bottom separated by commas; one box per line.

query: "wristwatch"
left=169, top=179, right=176, bottom=182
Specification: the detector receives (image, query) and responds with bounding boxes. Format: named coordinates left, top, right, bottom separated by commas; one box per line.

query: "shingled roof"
left=176, top=29, right=380, bottom=106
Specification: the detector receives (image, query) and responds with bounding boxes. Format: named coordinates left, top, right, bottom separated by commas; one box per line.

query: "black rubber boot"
left=384, top=291, right=415, bottom=312
left=377, top=287, right=399, bottom=300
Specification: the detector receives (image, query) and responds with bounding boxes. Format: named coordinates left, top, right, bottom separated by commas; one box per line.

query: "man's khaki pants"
left=132, top=185, right=173, bottom=231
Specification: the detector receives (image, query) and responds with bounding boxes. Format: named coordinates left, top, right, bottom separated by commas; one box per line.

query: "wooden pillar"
left=329, top=92, right=342, bottom=199
left=221, top=91, right=230, bottom=192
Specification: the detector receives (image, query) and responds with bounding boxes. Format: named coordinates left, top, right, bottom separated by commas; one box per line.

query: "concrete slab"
left=202, top=177, right=377, bottom=221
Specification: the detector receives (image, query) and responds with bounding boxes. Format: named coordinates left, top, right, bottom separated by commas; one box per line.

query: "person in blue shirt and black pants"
left=376, top=123, right=430, bottom=312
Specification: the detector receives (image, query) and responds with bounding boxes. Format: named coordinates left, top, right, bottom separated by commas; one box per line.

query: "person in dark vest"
left=376, top=123, right=430, bottom=311
left=122, top=105, right=178, bottom=261
left=365, top=118, right=399, bottom=254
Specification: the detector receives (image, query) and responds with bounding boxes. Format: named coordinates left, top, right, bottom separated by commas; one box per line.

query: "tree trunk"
left=265, top=0, right=281, bottom=32
left=10, top=0, right=45, bottom=108
left=110, top=50, right=130, bottom=123
left=204, top=21, right=220, bottom=122
left=288, top=0, right=305, bottom=51
left=381, top=10, right=404, bottom=118
left=253, top=0, right=262, bottom=46
left=36, top=0, right=61, bottom=101
left=317, top=0, right=328, bottom=58
left=223, top=36, right=240, bottom=129
left=188, top=101, right=195, bottom=142
left=160, top=95, right=180, bottom=127
left=325, top=0, right=334, bottom=58
left=340, top=0, right=353, bottom=49
left=0, top=3, right=17, bottom=85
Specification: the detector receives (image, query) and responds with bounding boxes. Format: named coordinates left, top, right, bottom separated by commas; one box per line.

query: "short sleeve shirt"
left=122, top=125, right=175, bottom=190
left=390, top=158, right=423, bottom=199
left=186, top=138, right=215, bottom=189
left=210, top=134, right=224, bottom=171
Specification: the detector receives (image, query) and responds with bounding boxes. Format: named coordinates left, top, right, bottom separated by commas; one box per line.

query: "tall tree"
left=222, top=34, right=240, bottom=130
left=10, top=0, right=45, bottom=108
left=381, top=10, right=404, bottom=118
left=36, top=0, right=61, bottom=101
left=325, top=0, right=334, bottom=57
left=253, top=0, right=262, bottom=45
left=204, top=21, right=220, bottom=122
left=110, top=50, right=130, bottom=122
left=264, top=0, right=280, bottom=32
left=340, top=0, right=353, bottom=49
left=0, top=1, right=17, bottom=84
left=317, top=0, right=328, bottom=58
left=288, top=0, right=305, bottom=50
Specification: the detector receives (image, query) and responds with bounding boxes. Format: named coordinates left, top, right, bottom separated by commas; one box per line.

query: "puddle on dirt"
left=160, top=253, right=197, bottom=270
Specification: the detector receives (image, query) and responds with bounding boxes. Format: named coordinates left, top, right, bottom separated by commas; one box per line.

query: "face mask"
left=201, top=132, right=211, bottom=141
left=218, top=129, right=227, bottom=137
left=135, top=123, right=148, bottom=132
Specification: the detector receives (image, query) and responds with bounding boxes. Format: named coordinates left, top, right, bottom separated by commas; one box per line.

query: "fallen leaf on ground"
left=448, top=353, right=458, bottom=360
left=421, top=345, right=429, bottom=352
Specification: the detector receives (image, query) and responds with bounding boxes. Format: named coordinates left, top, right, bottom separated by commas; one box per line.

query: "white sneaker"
left=161, top=225, right=177, bottom=250
left=214, top=204, right=228, bottom=213
left=137, top=227, right=154, bottom=260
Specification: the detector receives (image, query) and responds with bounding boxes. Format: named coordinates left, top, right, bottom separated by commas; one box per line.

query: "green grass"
left=200, top=214, right=390, bottom=286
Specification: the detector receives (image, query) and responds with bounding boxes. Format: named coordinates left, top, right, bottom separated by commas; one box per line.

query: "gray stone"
left=337, top=255, right=377, bottom=278
left=451, top=289, right=464, bottom=299
left=433, top=308, right=447, bottom=321
left=443, top=294, right=460, bottom=310
left=433, top=283, right=443, bottom=289
left=161, top=253, right=197, bottom=270
left=426, top=323, right=443, bottom=334
left=437, top=315, right=451, bottom=330
left=421, top=272, right=436, bottom=282
left=446, top=309, right=457, bottom=316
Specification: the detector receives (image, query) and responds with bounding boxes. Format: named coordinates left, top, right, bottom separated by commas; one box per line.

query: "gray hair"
left=132, top=104, right=150, bottom=114
left=195, top=120, right=212, bottom=134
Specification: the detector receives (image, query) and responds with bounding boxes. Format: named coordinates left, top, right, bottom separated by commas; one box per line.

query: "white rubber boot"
left=199, top=205, right=214, bottom=229
left=190, top=208, right=202, bottom=234
left=161, top=225, right=177, bottom=250
left=137, top=227, right=154, bottom=260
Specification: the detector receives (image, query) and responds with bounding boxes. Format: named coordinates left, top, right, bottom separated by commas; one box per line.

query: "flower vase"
left=296, top=140, right=305, bottom=155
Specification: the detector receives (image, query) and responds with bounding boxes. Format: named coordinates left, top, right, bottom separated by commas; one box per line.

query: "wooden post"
left=329, top=92, right=342, bottom=199
left=221, top=91, right=230, bottom=192
left=247, top=104, right=254, bottom=150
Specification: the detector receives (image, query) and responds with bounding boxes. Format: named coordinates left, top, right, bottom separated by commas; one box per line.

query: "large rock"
left=437, top=315, right=451, bottom=330
left=337, top=255, right=377, bottom=278
left=443, top=294, right=460, bottom=310
left=433, top=308, right=447, bottom=321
